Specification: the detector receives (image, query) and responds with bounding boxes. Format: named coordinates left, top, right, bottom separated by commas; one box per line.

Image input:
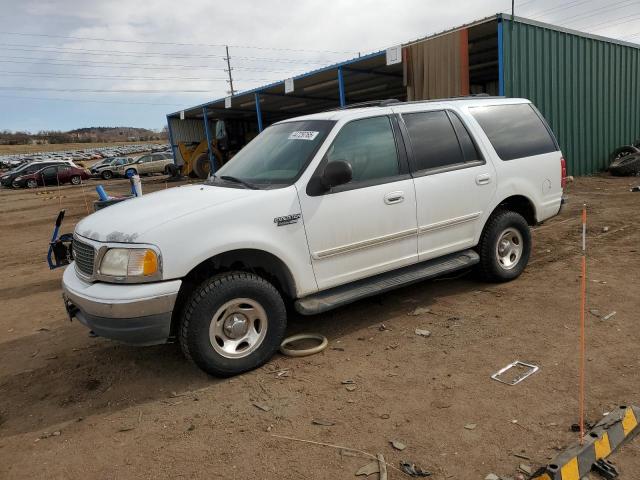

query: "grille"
left=73, top=238, right=95, bottom=277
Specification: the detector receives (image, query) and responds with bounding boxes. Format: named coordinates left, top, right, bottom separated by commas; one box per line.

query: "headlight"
left=99, top=248, right=160, bottom=280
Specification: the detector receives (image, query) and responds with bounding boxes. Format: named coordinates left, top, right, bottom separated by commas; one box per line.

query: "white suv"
left=62, top=97, right=565, bottom=376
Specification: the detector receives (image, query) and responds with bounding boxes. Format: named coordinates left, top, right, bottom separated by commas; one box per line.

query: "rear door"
left=394, top=107, right=497, bottom=261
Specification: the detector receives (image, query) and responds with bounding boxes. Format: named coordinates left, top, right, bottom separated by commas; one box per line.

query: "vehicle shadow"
left=0, top=270, right=487, bottom=439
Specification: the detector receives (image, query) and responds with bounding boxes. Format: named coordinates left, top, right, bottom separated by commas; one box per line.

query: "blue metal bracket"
left=202, top=107, right=216, bottom=174
left=338, top=66, right=346, bottom=107
left=498, top=19, right=505, bottom=96
left=255, top=93, right=263, bottom=132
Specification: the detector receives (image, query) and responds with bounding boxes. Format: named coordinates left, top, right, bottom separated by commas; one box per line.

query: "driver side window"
left=326, top=116, right=399, bottom=183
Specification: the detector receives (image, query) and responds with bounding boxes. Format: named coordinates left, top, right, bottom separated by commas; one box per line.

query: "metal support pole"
left=255, top=93, right=263, bottom=132
left=497, top=19, right=505, bottom=96
left=166, top=115, right=177, bottom=165
left=202, top=107, right=216, bottom=175
left=338, top=67, right=346, bottom=107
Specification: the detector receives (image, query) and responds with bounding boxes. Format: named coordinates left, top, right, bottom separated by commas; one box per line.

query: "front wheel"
left=26, top=179, right=38, bottom=189
left=101, top=170, right=113, bottom=180
left=179, top=271, right=287, bottom=377
left=477, top=210, right=531, bottom=282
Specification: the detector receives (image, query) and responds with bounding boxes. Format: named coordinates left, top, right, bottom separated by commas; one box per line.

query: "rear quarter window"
left=470, top=103, right=558, bottom=160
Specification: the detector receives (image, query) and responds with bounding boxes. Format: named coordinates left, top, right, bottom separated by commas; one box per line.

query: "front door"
left=298, top=115, right=418, bottom=291
left=40, top=166, right=58, bottom=185
left=395, top=108, right=497, bottom=261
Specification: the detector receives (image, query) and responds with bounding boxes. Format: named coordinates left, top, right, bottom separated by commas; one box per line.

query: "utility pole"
left=224, top=45, right=235, bottom=96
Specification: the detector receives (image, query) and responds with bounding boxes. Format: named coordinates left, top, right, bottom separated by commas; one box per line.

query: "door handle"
left=476, top=173, right=491, bottom=185
left=384, top=191, right=404, bottom=205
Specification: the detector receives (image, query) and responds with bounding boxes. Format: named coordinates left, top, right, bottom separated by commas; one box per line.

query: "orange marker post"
left=579, top=204, right=587, bottom=444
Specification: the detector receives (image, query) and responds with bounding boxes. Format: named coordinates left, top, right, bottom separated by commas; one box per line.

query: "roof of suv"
left=279, top=96, right=532, bottom=123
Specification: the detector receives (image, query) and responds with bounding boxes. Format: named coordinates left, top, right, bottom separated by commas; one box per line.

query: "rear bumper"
left=62, top=264, right=181, bottom=346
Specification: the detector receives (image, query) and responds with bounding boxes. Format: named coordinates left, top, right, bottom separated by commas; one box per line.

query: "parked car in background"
left=12, top=164, right=91, bottom=188
left=113, top=153, right=173, bottom=177
left=91, top=157, right=134, bottom=179
left=1, top=160, right=77, bottom=187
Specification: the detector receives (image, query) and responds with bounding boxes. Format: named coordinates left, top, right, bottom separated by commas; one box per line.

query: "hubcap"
left=209, top=298, right=267, bottom=359
left=495, top=228, right=523, bottom=270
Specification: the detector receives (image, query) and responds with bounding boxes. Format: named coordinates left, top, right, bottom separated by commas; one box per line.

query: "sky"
left=0, top=0, right=639, bottom=132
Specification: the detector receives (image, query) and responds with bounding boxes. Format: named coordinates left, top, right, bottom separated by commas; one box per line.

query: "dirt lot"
left=0, top=141, right=164, bottom=156
left=0, top=175, right=638, bottom=479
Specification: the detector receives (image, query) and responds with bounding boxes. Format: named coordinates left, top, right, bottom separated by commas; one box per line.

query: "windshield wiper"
left=219, top=175, right=259, bottom=190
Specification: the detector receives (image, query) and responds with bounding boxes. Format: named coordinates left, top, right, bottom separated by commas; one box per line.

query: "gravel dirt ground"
left=0, top=175, right=638, bottom=480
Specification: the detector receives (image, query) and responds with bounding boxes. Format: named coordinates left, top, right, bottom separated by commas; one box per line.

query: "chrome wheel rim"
left=71, top=176, right=80, bottom=184
left=209, top=298, right=268, bottom=359
left=496, top=228, right=523, bottom=270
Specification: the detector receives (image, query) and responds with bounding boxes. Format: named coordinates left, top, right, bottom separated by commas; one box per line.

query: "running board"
left=295, top=249, right=479, bottom=315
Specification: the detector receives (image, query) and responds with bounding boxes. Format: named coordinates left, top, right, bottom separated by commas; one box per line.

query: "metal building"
left=167, top=13, right=640, bottom=175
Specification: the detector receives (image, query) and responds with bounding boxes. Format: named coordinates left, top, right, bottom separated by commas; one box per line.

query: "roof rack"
left=326, top=99, right=401, bottom=112
left=324, top=94, right=505, bottom=112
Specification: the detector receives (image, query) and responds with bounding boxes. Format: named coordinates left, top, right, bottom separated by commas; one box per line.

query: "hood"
left=75, top=184, right=254, bottom=243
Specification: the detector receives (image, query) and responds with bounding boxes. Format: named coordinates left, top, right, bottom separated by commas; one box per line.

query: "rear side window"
left=402, top=110, right=480, bottom=172
left=470, top=104, right=558, bottom=160
left=326, top=116, right=400, bottom=183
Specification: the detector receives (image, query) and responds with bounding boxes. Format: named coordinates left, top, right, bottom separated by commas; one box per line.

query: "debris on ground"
left=377, top=453, right=388, bottom=480
left=252, top=402, right=272, bottom=412
left=602, top=226, right=610, bottom=232
left=631, top=185, right=640, bottom=192
left=312, top=418, right=335, bottom=426
left=390, top=439, right=406, bottom=451
left=345, top=385, right=357, bottom=392
left=589, top=308, right=601, bottom=318
left=414, top=328, right=431, bottom=337
left=464, top=423, right=477, bottom=430
left=342, top=379, right=355, bottom=384
left=518, top=463, right=532, bottom=475
left=399, top=461, right=431, bottom=477
left=408, top=307, right=431, bottom=316
left=602, top=311, right=617, bottom=321
left=484, top=474, right=499, bottom=480
left=355, top=461, right=379, bottom=476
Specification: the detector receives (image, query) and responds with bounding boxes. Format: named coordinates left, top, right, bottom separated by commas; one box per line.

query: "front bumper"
left=62, top=264, right=182, bottom=346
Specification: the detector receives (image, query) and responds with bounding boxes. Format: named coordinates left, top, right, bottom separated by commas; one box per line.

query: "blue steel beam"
left=166, top=115, right=177, bottom=166
left=337, top=66, right=346, bottom=107
left=498, top=18, right=505, bottom=96
left=255, top=93, right=263, bottom=132
left=202, top=107, right=216, bottom=174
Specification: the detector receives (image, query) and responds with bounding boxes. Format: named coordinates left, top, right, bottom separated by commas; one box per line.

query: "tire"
left=26, top=179, right=37, bottom=189
left=125, top=168, right=136, bottom=178
left=477, top=210, right=531, bottom=282
left=101, top=170, right=113, bottom=180
left=163, top=165, right=171, bottom=175
left=609, top=145, right=639, bottom=163
left=609, top=153, right=640, bottom=176
left=192, top=153, right=211, bottom=179
left=179, top=271, right=287, bottom=377
left=70, top=175, right=81, bottom=185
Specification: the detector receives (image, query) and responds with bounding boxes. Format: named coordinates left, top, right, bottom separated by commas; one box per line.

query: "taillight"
left=560, top=157, right=567, bottom=189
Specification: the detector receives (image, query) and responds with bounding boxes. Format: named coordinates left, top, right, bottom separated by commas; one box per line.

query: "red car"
left=12, top=164, right=91, bottom=188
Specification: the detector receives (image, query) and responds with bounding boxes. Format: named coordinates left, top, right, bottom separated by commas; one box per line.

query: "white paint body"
left=69, top=97, right=563, bottom=302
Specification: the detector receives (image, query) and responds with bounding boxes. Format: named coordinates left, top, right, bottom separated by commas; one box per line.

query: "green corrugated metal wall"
left=502, top=18, right=640, bottom=175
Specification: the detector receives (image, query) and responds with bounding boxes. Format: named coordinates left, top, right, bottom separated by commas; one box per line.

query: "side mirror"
left=321, top=160, right=352, bottom=189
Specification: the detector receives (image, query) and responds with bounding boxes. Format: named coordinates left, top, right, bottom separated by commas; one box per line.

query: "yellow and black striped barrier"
left=532, top=405, right=639, bottom=480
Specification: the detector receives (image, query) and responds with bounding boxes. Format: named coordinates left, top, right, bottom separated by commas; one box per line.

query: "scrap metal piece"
left=531, top=405, right=640, bottom=480
left=591, top=459, right=619, bottom=479
left=491, top=361, right=539, bottom=385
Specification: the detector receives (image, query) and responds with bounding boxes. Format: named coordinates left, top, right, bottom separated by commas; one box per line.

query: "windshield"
left=208, top=119, right=335, bottom=187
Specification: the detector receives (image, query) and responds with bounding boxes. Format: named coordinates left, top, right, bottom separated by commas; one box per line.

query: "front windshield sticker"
left=288, top=131, right=320, bottom=141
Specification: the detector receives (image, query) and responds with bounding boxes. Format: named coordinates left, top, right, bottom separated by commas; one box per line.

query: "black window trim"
left=306, top=114, right=411, bottom=197
left=397, top=109, right=486, bottom=179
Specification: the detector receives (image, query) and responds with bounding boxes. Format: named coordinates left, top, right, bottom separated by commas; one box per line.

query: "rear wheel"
left=192, top=153, right=211, bottom=179
left=70, top=175, right=81, bottom=185
left=477, top=210, right=531, bottom=282
left=179, top=271, right=287, bottom=377
left=26, top=179, right=37, bottom=189
left=101, top=170, right=113, bottom=180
